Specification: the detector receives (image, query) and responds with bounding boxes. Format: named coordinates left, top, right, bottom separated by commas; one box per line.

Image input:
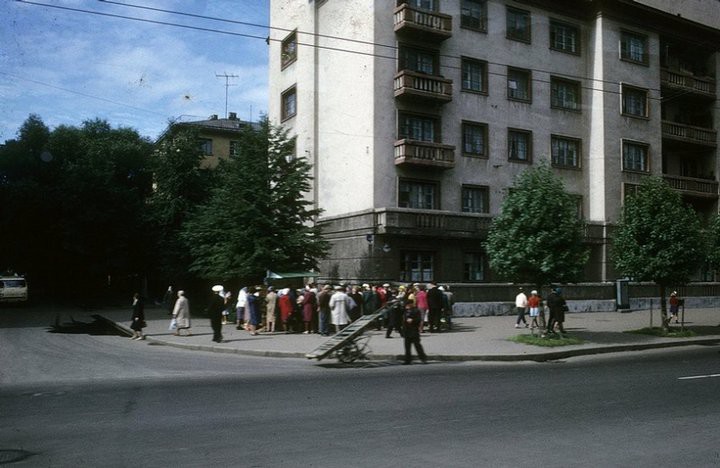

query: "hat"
left=267, top=286, right=274, bottom=292
left=383, top=283, right=390, bottom=288
left=438, top=286, right=445, bottom=291
left=531, top=290, right=538, bottom=295
left=334, top=285, right=343, bottom=291
left=211, top=285, right=223, bottom=292
left=323, top=285, right=332, bottom=290
left=671, top=291, right=677, bottom=296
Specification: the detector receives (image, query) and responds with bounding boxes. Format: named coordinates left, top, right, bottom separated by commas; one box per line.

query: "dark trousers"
left=428, top=307, right=442, bottom=332
left=404, top=335, right=427, bottom=363
left=385, top=309, right=402, bottom=337
left=210, top=316, right=223, bottom=342
left=516, top=307, right=527, bottom=325
left=546, top=314, right=565, bottom=334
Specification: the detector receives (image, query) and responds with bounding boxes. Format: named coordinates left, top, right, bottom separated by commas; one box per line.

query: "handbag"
left=168, top=318, right=177, bottom=330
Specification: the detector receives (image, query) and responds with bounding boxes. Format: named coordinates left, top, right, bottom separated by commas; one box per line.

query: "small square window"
left=620, top=30, right=648, bottom=65
left=281, top=31, right=297, bottom=68
left=461, top=0, right=487, bottom=32
left=508, top=129, right=532, bottom=162
left=461, top=185, right=489, bottom=213
left=463, top=252, right=485, bottom=282
left=622, top=140, right=650, bottom=172
left=551, top=135, right=581, bottom=168
left=551, top=77, right=581, bottom=111
left=462, top=122, right=488, bottom=157
left=621, top=84, right=648, bottom=118
left=550, top=20, right=580, bottom=54
left=461, top=58, right=487, bottom=94
left=507, top=68, right=531, bottom=102
left=507, top=7, right=531, bottom=43
left=198, top=138, right=213, bottom=156
left=229, top=140, right=240, bottom=158
left=281, top=86, right=297, bottom=121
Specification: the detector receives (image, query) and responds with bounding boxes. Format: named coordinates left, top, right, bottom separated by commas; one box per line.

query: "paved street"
left=1, top=305, right=720, bottom=467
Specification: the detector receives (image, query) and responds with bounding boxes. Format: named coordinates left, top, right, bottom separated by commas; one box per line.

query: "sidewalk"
left=98, top=307, right=720, bottom=363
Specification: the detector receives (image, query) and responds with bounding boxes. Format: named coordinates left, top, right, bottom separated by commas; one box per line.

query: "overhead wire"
left=12, top=0, right=719, bottom=110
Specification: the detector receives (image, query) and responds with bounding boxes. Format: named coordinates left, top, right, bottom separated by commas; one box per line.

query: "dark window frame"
left=551, top=135, right=581, bottom=169
left=620, top=29, right=649, bottom=66
left=507, top=67, right=532, bottom=102
left=506, top=6, right=531, bottom=43
left=460, top=0, right=488, bottom=32
left=461, top=121, right=488, bottom=158
left=549, top=19, right=580, bottom=55
left=461, top=184, right=490, bottom=213
left=508, top=128, right=532, bottom=163
left=551, top=77, right=582, bottom=111
left=621, top=84, right=649, bottom=118
left=281, top=30, right=298, bottom=69
left=281, top=86, right=297, bottom=121
left=461, top=57, right=488, bottom=94
left=622, top=139, right=650, bottom=173
left=398, top=178, right=440, bottom=210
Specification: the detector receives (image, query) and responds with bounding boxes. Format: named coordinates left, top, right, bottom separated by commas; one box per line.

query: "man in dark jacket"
left=426, top=282, right=444, bottom=333
left=402, top=300, right=427, bottom=365
left=545, top=287, right=567, bottom=336
left=208, top=285, right=226, bottom=343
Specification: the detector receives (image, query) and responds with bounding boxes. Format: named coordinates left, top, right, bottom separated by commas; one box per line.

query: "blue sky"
left=1, top=0, right=269, bottom=141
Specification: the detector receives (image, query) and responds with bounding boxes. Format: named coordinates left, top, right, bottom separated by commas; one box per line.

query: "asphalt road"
left=2, top=306, right=719, bottom=467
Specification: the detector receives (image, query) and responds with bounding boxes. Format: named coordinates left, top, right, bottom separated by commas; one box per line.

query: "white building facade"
left=268, top=0, right=719, bottom=285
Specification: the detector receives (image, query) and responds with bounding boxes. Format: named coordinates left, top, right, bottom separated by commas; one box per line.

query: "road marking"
left=678, top=373, right=720, bottom=380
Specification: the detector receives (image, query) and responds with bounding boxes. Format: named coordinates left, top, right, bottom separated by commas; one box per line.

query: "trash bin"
left=616, top=279, right=629, bottom=310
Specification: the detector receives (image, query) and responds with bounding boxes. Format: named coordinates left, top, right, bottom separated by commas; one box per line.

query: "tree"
left=611, top=176, right=704, bottom=329
left=180, top=120, right=328, bottom=283
left=486, top=165, right=589, bottom=289
left=145, top=125, right=214, bottom=284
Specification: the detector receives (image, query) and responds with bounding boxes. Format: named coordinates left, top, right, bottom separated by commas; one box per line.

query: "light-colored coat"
left=329, top=291, right=351, bottom=325
left=172, top=296, right=191, bottom=329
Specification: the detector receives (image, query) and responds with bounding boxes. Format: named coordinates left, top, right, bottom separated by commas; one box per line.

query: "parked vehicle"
left=0, top=276, right=28, bottom=303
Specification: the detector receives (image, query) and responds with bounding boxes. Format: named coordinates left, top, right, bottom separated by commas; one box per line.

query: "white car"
left=0, top=276, right=28, bottom=303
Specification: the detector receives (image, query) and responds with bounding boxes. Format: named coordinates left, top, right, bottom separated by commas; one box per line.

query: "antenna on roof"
left=215, top=72, right=239, bottom=119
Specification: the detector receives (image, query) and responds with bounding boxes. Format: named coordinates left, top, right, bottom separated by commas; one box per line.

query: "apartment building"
left=268, top=0, right=719, bottom=284
left=158, top=112, right=258, bottom=168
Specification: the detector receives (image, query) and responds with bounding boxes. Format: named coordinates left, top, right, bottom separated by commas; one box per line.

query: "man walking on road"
left=402, top=300, right=427, bottom=365
left=515, top=287, right=528, bottom=328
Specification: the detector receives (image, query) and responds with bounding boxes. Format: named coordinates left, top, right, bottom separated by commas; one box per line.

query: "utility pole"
left=215, top=72, right=239, bottom=118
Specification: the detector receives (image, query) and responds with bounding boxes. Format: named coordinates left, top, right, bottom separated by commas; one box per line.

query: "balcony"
left=394, top=70, right=453, bottom=104
left=661, top=69, right=716, bottom=97
left=663, top=174, right=718, bottom=199
left=393, top=3, right=452, bottom=42
left=662, top=121, right=717, bottom=147
left=375, top=208, right=491, bottom=238
left=394, top=139, right=455, bottom=169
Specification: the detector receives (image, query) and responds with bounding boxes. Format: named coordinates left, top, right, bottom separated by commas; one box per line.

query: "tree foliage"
left=486, top=165, right=589, bottom=288
left=180, top=120, right=328, bottom=283
left=611, top=176, right=704, bottom=324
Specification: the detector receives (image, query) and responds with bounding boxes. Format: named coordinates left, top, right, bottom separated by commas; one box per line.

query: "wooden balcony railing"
left=661, top=69, right=716, bottom=96
left=394, top=139, right=455, bottom=169
left=662, top=121, right=717, bottom=147
left=662, top=174, right=719, bottom=198
left=393, top=3, right=452, bottom=41
left=394, top=70, right=453, bottom=103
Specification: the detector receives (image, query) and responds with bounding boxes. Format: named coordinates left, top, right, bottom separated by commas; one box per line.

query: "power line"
left=14, top=0, right=719, bottom=109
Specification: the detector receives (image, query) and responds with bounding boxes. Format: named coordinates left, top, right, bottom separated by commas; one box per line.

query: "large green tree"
left=611, top=176, right=704, bottom=328
left=0, top=115, right=153, bottom=300
left=180, top=120, right=328, bottom=284
left=486, top=165, right=589, bottom=289
left=145, top=126, right=214, bottom=285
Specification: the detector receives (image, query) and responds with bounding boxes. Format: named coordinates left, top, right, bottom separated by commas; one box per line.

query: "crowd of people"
left=513, top=286, right=569, bottom=337
left=196, top=281, right=456, bottom=342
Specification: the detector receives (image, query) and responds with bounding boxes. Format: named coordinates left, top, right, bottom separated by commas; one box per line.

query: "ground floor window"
left=463, top=252, right=485, bottom=281
left=400, top=251, right=434, bottom=283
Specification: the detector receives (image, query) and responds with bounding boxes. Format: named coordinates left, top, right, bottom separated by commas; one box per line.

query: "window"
left=551, top=135, right=581, bottom=168
left=399, top=46, right=437, bottom=74
left=461, top=185, right=489, bottom=213
left=463, top=252, right=485, bottom=281
left=198, top=138, right=213, bottom=156
left=401, top=251, right=435, bottom=283
left=398, top=113, right=438, bottom=142
left=550, top=20, right=579, bottom=54
left=281, top=31, right=297, bottom=68
left=506, top=7, right=531, bottom=43
left=551, top=77, right=581, bottom=111
left=507, top=68, right=531, bottom=102
left=462, top=122, right=488, bottom=157
left=229, top=140, right=240, bottom=158
left=281, top=86, right=297, bottom=121
left=402, top=0, right=437, bottom=10
left=622, top=140, right=649, bottom=172
left=461, top=58, right=487, bottom=94
left=620, top=30, right=648, bottom=65
left=461, top=0, right=487, bottom=32
left=621, top=85, right=648, bottom=118
left=508, top=129, right=532, bottom=162
left=399, top=179, right=438, bottom=209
